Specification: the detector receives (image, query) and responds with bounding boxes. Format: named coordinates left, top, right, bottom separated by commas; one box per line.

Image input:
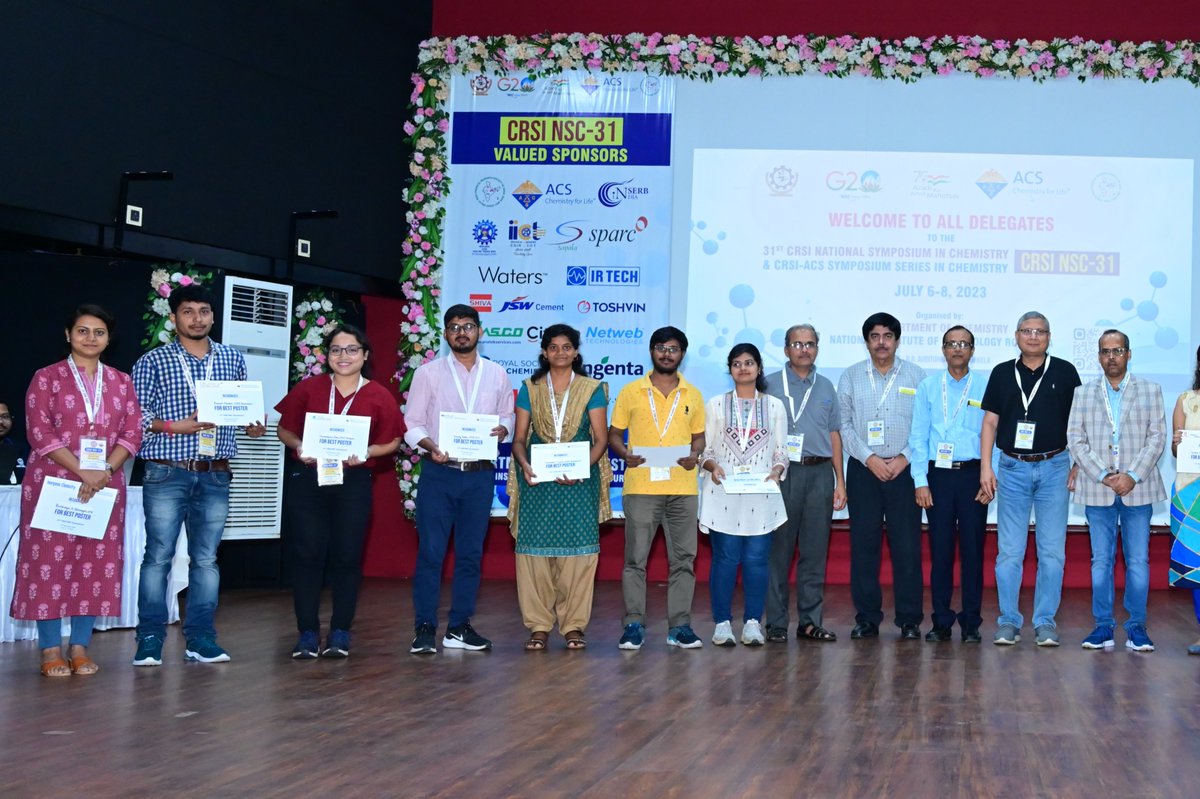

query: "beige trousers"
left=515, top=553, right=599, bottom=635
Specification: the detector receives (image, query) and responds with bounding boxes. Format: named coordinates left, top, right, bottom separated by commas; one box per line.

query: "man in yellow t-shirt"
left=607, top=326, right=706, bottom=650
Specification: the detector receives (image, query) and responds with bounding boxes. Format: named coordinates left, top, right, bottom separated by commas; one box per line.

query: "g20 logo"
left=825, top=170, right=881, bottom=193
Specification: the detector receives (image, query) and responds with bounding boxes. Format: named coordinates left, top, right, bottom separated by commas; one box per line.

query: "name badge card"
left=1014, top=421, right=1036, bottom=450
left=198, top=428, right=218, bottom=457
left=438, top=412, right=500, bottom=461
left=317, top=458, right=344, bottom=486
left=1178, top=431, right=1200, bottom=472
left=196, top=380, right=265, bottom=426
left=935, top=442, right=954, bottom=469
left=786, top=434, right=805, bottom=462
left=79, top=438, right=107, bottom=471
left=530, top=441, right=590, bottom=483
left=650, top=467, right=672, bottom=482
left=867, top=420, right=885, bottom=447
left=302, top=412, right=372, bottom=460
left=30, top=476, right=119, bottom=540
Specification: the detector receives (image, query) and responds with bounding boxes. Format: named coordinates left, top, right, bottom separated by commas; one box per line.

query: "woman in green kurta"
left=508, top=324, right=612, bottom=650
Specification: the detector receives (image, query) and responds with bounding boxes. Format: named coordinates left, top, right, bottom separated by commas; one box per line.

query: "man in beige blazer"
left=1066, top=329, right=1166, bottom=652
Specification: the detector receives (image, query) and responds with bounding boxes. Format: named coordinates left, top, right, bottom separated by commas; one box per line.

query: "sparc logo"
left=512, top=180, right=543, bottom=209
left=765, top=165, right=798, bottom=196
left=976, top=169, right=1008, bottom=198
left=498, top=296, right=534, bottom=312
left=475, top=177, right=505, bottom=207
left=470, top=293, right=492, bottom=312
left=472, top=219, right=499, bottom=248
left=589, top=216, right=648, bottom=247
left=566, top=266, right=641, bottom=287
left=598, top=179, right=650, bottom=208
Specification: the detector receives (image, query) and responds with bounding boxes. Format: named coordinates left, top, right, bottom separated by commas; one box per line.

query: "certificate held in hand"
left=530, top=441, right=590, bottom=483
left=302, top=412, right=372, bottom=460
left=438, top=412, right=499, bottom=461
left=196, top=380, right=265, bottom=426
left=31, top=477, right=119, bottom=540
left=1178, top=430, right=1200, bottom=473
left=721, top=471, right=781, bottom=495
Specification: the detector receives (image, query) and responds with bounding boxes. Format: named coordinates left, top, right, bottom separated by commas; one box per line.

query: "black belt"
left=1002, top=447, right=1065, bottom=463
left=149, top=458, right=230, bottom=473
left=425, top=456, right=493, bottom=472
left=792, top=456, right=831, bottom=466
left=928, top=459, right=980, bottom=471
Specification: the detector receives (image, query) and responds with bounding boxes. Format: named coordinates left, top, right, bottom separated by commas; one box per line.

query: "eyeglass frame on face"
left=942, top=340, right=974, bottom=350
left=730, top=358, right=759, bottom=370
left=0, top=414, right=12, bottom=421
left=1016, top=327, right=1049, bottom=338
left=446, top=323, right=478, bottom=335
left=653, top=344, right=681, bottom=355
left=1099, top=347, right=1128, bottom=357
left=328, top=345, right=363, bottom=357
left=786, top=341, right=817, bottom=351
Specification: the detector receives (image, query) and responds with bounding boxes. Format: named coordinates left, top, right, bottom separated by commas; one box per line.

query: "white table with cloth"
left=0, top=485, right=188, bottom=642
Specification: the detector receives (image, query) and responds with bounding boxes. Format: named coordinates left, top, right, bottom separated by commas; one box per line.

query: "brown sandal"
left=41, top=657, right=71, bottom=678
left=68, top=655, right=100, bottom=675
left=564, top=630, right=587, bottom=650
left=524, top=631, right=549, bottom=651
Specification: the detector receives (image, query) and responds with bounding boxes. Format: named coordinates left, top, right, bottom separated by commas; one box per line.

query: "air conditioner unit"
left=221, top=276, right=293, bottom=539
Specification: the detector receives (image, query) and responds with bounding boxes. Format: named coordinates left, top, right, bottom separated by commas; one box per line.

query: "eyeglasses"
left=446, top=323, right=478, bottom=334
left=786, top=341, right=817, bottom=351
left=653, top=344, right=681, bottom=355
left=1099, top=347, right=1128, bottom=357
left=1017, top=328, right=1049, bottom=338
left=0, top=414, right=11, bottom=421
left=730, top=359, right=759, bottom=369
left=942, top=341, right=974, bottom=350
left=328, top=346, right=363, bottom=356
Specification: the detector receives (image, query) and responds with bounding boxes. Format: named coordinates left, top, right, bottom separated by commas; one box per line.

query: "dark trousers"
left=847, top=458, right=923, bottom=627
left=412, top=460, right=493, bottom=629
left=284, top=464, right=373, bottom=633
left=766, top=461, right=835, bottom=630
left=926, top=462, right=987, bottom=629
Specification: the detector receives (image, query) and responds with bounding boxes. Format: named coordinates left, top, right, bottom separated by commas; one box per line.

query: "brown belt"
left=148, top=458, right=231, bottom=473
left=1001, top=447, right=1065, bottom=463
left=793, top=456, right=831, bottom=466
left=425, top=456, right=494, bottom=473
left=928, top=459, right=981, bottom=471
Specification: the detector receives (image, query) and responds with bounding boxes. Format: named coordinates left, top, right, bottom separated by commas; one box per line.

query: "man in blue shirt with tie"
left=909, top=325, right=989, bottom=643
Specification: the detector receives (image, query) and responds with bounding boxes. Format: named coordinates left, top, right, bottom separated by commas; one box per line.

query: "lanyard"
left=781, top=370, right=814, bottom=426
left=646, top=386, right=682, bottom=443
left=449, top=359, right=483, bottom=414
left=1101, top=373, right=1130, bottom=442
left=173, top=343, right=215, bottom=400
left=547, top=372, right=575, bottom=442
left=66, top=357, right=105, bottom=428
left=1013, top=356, right=1051, bottom=419
left=329, top=375, right=366, bottom=415
left=732, top=392, right=758, bottom=451
left=941, top=372, right=973, bottom=427
left=867, top=363, right=899, bottom=415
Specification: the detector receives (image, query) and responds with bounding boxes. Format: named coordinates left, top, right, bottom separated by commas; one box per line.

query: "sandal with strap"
left=41, top=657, right=71, bottom=678
left=524, top=631, right=549, bottom=651
left=798, top=624, right=838, bottom=642
left=68, top=654, right=100, bottom=675
left=564, top=630, right=587, bottom=650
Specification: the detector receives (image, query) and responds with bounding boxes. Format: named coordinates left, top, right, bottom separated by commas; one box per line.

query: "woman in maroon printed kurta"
left=11, top=305, right=142, bottom=676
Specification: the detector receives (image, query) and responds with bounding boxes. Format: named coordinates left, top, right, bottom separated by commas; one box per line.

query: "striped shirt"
left=132, top=339, right=248, bottom=460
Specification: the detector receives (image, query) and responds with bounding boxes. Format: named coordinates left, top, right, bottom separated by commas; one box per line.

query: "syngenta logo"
left=583, top=357, right=645, bottom=380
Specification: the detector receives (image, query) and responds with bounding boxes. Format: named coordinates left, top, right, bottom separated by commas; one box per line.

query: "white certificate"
left=634, top=444, right=691, bottom=469
left=720, top=472, right=781, bottom=495
left=31, top=476, right=118, bottom=540
left=196, top=380, right=264, bottom=426
left=438, top=412, right=500, bottom=461
left=302, top=412, right=371, bottom=460
left=1179, top=430, right=1200, bottom=472
left=530, top=441, right=590, bottom=483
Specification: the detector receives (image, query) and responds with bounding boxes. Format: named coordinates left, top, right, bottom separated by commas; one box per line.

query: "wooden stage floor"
left=2, top=579, right=1198, bottom=798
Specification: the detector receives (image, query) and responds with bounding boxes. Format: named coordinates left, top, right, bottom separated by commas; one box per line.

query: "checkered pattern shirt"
left=132, top=339, right=247, bottom=460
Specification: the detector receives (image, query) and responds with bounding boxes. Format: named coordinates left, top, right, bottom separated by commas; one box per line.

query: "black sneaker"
left=410, top=623, right=437, bottom=654
left=765, top=624, right=789, bottom=643
left=292, top=630, right=320, bottom=659
left=443, top=622, right=492, bottom=651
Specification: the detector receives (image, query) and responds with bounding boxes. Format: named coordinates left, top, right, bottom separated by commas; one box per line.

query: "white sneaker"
left=712, top=620, right=736, bottom=647
left=741, top=619, right=765, bottom=646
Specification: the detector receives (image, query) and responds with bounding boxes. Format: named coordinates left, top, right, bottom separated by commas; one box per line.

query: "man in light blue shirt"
left=909, top=325, right=989, bottom=643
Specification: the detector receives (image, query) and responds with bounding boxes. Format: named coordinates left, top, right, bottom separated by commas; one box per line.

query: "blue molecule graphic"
left=705, top=311, right=718, bottom=324
left=735, top=328, right=766, bottom=348
left=1102, top=271, right=1177, bottom=352
left=715, top=336, right=726, bottom=347
left=729, top=284, right=755, bottom=309
left=1150, top=271, right=1167, bottom=288
left=1156, top=327, right=1180, bottom=349
left=1120, top=298, right=1134, bottom=311
left=1137, top=300, right=1158, bottom=321
left=699, top=345, right=712, bottom=357
left=691, top=219, right=727, bottom=255
left=770, top=328, right=787, bottom=346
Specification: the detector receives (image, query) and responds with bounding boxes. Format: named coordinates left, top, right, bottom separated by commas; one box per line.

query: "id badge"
left=787, top=434, right=805, bottom=462
left=1110, top=442, right=1120, bottom=469
left=867, top=420, right=885, bottom=447
left=734, top=465, right=752, bottom=475
left=1014, top=421, right=1036, bottom=450
left=318, top=458, right=344, bottom=486
left=934, top=442, right=954, bottom=469
left=198, top=428, right=218, bottom=457
left=79, top=438, right=107, bottom=471
left=650, top=467, right=672, bottom=482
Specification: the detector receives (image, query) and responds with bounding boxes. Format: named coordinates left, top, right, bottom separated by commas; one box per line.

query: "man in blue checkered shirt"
left=130, top=284, right=265, bottom=666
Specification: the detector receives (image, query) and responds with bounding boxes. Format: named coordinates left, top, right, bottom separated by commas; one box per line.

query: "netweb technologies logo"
left=598, top=178, right=650, bottom=207
left=583, top=356, right=646, bottom=380
left=585, top=326, right=644, bottom=344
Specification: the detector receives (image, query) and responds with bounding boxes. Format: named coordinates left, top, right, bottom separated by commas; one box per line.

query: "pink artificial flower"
left=403, top=121, right=416, bottom=136
left=1055, top=66, right=1070, bottom=78
left=413, top=192, right=425, bottom=203
left=937, top=64, right=954, bottom=75
left=912, top=53, right=927, bottom=65
left=819, top=62, right=837, bottom=74
left=157, top=284, right=171, bottom=298
left=436, top=118, right=449, bottom=132
left=994, top=39, right=1010, bottom=50
left=713, top=61, right=730, bottom=73
left=298, top=319, right=307, bottom=329
left=1143, top=65, right=1159, bottom=78
left=179, top=275, right=194, bottom=286
left=316, top=316, right=326, bottom=326
left=316, top=353, right=326, bottom=363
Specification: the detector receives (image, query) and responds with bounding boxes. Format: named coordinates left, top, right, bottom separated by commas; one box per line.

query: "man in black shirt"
left=0, top=401, right=28, bottom=485
left=979, top=312, right=1081, bottom=647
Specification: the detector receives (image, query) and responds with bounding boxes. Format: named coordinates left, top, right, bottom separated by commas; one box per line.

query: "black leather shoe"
left=925, top=625, right=952, bottom=642
left=961, top=626, right=982, bottom=643
left=900, top=624, right=921, bottom=640
left=850, top=622, right=879, bottom=639
left=764, top=625, right=788, bottom=643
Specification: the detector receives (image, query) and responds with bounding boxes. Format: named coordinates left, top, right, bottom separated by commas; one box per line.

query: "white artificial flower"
left=305, top=328, right=323, bottom=346
left=164, top=320, right=175, bottom=331
left=170, top=272, right=183, bottom=282
left=158, top=331, right=170, bottom=342
left=152, top=298, right=170, bottom=316
left=321, top=299, right=332, bottom=312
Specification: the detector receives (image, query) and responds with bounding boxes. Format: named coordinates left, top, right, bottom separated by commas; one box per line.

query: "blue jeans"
left=995, top=450, right=1070, bottom=629
left=37, top=616, right=97, bottom=650
left=412, top=460, right=493, bottom=629
left=137, top=461, right=231, bottom=641
left=708, top=531, right=771, bottom=623
left=1085, top=498, right=1151, bottom=631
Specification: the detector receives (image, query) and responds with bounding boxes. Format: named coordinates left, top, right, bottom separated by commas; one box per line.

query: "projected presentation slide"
left=685, top=148, right=1193, bottom=393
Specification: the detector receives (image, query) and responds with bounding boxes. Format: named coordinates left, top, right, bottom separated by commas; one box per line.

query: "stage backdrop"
left=441, top=71, right=676, bottom=515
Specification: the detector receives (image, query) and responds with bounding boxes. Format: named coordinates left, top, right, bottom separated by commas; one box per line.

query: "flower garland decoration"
left=291, top=290, right=347, bottom=384
left=141, top=262, right=214, bottom=350
left=394, top=32, right=1199, bottom=516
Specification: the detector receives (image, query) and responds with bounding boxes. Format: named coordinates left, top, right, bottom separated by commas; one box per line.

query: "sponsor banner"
left=444, top=72, right=675, bottom=514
